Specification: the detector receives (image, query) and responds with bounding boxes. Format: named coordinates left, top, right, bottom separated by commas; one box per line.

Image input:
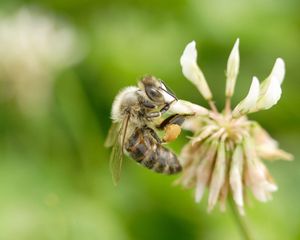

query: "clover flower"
left=174, top=39, right=293, bottom=214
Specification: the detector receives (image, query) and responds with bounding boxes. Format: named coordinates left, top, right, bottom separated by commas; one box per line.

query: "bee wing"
left=109, top=114, right=130, bottom=186
left=109, top=138, right=123, bottom=186
left=104, top=122, right=120, bottom=148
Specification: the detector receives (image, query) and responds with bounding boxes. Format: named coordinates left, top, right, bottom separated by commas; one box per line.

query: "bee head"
left=138, top=76, right=177, bottom=105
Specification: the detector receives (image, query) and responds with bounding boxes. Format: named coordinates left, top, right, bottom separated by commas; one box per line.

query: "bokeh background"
left=0, top=0, right=299, bottom=239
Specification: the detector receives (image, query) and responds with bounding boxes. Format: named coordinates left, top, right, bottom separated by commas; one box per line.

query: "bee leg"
left=145, top=99, right=178, bottom=120
left=146, top=103, right=175, bottom=120
left=146, top=111, right=161, bottom=120
left=160, top=103, right=170, bottom=114
left=140, top=99, right=157, bottom=109
left=157, top=113, right=195, bottom=130
left=159, top=98, right=176, bottom=114
left=137, top=92, right=158, bottom=109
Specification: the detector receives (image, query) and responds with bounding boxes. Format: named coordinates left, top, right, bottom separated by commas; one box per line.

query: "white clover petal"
left=169, top=99, right=209, bottom=116
left=243, top=137, right=278, bottom=202
left=208, top=141, right=226, bottom=211
left=191, top=125, right=218, bottom=145
left=233, top=76, right=260, bottom=117
left=219, top=181, right=229, bottom=212
left=272, top=58, right=285, bottom=85
left=258, top=147, right=294, bottom=161
left=252, top=123, right=293, bottom=161
left=254, top=58, right=285, bottom=111
left=180, top=41, right=212, bottom=100
left=226, top=38, right=240, bottom=97
left=256, top=77, right=282, bottom=110
left=195, top=141, right=218, bottom=202
left=230, top=145, right=244, bottom=208
left=248, top=162, right=278, bottom=202
left=180, top=41, right=197, bottom=64
left=195, top=181, right=206, bottom=203
left=260, top=58, right=285, bottom=92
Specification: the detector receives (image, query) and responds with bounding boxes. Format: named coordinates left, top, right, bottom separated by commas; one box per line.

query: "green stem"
left=225, top=96, right=231, bottom=115
left=228, top=198, right=254, bottom=240
left=208, top=99, right=218, bottom=113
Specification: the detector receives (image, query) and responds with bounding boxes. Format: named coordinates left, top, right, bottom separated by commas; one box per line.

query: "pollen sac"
left=163, top=124, right=182, bottom=142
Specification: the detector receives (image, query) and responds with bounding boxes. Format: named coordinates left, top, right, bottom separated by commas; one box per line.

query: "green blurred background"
left=0, top=0, right=299, bottom=239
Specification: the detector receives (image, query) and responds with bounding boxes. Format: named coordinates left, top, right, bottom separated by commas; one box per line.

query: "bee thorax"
left=111, top=86, right=139, bottom=122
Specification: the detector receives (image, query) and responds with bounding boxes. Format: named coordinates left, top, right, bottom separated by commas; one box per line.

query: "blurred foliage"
left=0, top=0, right=299, bottom=239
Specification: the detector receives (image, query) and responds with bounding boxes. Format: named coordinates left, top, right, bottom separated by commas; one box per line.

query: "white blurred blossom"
left=0, top=7, right=84, bottom=114
left=176, top=39, right=292, bottom=214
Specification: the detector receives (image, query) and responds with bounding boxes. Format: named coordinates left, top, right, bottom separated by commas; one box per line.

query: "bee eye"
left=145, top=86, right=163, bottom=102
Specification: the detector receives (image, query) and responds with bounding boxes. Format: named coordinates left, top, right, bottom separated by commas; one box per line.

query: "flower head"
left=176, top=39, right=293, bottom=214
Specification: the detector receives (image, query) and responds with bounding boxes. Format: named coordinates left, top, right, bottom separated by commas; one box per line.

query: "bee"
left=105, top=76, right=186, bottom=185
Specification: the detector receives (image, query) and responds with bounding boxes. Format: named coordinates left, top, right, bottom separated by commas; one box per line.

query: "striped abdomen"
left=125, top=128, right=182, bottom=174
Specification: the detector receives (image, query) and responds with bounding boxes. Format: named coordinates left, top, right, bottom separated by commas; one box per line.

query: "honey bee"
left=105, top=76, right=187, bottom=185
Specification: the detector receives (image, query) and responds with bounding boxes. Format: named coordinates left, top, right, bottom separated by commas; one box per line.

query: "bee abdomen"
left=125, top=128, right=182, bottom=175
left=125, top=128, right=151, bottom=163
left=149, top=145, right=182, bottom=174
left=126, top=140, right=149, bottom=163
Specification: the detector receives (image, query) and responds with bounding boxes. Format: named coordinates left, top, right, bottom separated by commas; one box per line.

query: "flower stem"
left=225, top=96, right=231, bottom=114
left=228, top=198, right=254, bottom=240
left=208, top=99, right=218, bottom=113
